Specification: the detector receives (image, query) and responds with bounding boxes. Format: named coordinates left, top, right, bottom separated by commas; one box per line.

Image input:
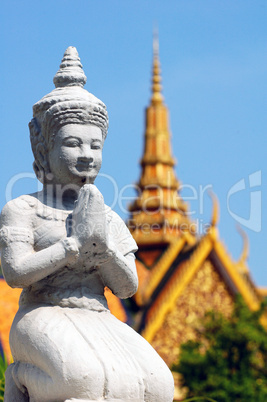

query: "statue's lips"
left=75, top=164, right=96, bottom=173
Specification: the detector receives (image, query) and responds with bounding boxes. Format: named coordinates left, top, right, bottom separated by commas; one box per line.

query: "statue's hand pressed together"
left=71, top=184, right=137, bottom=288
left=71, top=184, right=110, bottom=260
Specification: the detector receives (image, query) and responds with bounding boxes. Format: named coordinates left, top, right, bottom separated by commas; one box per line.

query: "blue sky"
left=1, top=1, right=267, bottom=285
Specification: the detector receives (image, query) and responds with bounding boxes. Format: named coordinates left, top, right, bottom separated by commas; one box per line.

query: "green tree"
left=0, top=352, right=7, bottom=402
left=173, top=296, right=267, bottom=402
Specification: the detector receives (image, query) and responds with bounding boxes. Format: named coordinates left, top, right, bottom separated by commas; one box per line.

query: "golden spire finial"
left=151, top=28, right=163, bottom=105
left=237, top=225, right=249, bottom=264
left=208, top=190, right=220, bottom=227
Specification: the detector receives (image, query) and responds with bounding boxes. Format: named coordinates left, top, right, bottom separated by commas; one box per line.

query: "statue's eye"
left=91, top=142, right=102, bottom=150
left=64, top=140, right=80, bottom=147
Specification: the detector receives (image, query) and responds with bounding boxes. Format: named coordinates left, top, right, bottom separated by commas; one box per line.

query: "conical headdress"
left=30, top=46, right=108, bottom=141
left=29, top=46, right=108, bottom=182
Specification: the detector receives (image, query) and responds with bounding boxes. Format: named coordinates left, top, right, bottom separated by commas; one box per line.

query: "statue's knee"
left=4, top=363, right=29, bottom=402
left=163, top=369, right=175, bottom=401
left=144, top=363, right=174, bottom=402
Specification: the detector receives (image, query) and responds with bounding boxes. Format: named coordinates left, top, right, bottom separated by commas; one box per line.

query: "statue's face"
left=48, top=123, right=103, bottom=187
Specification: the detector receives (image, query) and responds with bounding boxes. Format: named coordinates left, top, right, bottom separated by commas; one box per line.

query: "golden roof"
left=138, top=225, right=263, bottom=343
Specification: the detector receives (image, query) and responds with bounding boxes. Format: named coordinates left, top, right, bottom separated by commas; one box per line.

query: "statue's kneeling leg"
left=143, top=361, right=174, bottom=402
left=8, top=359, right=105, bottom=402
left=4, top=363, right=29, bottom=402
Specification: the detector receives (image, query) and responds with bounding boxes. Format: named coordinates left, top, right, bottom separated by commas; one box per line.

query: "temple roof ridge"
left=139, top=229, right=263, bottom=342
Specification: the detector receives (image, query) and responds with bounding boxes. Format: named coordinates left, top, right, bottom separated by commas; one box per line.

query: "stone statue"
left=0, top=47, right=174, bottom=402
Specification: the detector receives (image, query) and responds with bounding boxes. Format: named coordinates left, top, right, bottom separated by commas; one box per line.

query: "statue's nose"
left=79, top=146, right=94, bottom=163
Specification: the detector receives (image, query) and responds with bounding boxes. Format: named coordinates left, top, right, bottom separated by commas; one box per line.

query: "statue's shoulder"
left=0, top=193, right=39, bottom=227
left=105, top=206, right=138, bottom=255
left=105, top=206, right=122, bottom=223
left=105, top=206, right=127, bottom=231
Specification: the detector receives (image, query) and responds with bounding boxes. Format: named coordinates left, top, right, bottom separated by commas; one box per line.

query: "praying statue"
left=0, top=47, right=174, bottom=402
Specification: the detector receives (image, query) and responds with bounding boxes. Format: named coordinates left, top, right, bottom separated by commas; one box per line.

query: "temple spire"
left=151, top=30, right=163, bottom=105
left=128, top=35, right=193, bottom=245
left=153, top=26, right=159, bottom=56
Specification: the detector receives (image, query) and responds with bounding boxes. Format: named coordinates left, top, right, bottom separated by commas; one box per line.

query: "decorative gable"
left=150, top=259, right=234, bottom=367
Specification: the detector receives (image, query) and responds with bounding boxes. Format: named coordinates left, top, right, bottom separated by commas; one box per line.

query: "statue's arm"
left=0, top=202, right=79, bottom=288
left=99, top=248, right=138, bottom=299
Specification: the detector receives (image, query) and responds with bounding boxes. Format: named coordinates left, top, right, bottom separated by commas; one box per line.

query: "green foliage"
left=173, top=296, right=267, bottom=402
left=0, top=353, right=8, bottom=402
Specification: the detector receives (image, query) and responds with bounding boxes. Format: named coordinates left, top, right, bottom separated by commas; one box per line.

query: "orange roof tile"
left=0, top=279, right=21, bottom=361
left=104, top=287, right=127, bottom=322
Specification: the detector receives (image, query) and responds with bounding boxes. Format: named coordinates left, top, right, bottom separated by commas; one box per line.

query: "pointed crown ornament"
left=29, top=47, right=109, bottom=182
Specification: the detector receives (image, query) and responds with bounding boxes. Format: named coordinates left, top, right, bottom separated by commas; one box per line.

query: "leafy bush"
left=173, top=296, right=267, bottom=402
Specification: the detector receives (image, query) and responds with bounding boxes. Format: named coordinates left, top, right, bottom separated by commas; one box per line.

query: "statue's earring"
left=46, top=173, right=54, bottom=181
left=36, top=143, right=47, bottom=168
left=36, top=143, right=51, bottom=178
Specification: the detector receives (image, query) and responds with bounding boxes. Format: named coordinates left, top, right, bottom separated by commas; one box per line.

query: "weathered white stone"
left=0, top=47, right=174, bottom=402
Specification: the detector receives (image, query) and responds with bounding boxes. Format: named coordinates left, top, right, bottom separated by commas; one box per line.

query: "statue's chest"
left=33, top=208, right=70, bottom=251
